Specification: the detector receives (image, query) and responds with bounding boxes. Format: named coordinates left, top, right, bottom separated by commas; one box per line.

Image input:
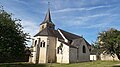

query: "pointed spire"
left=44, top=8, right=52, bottom=22
left=40, top=2, right=55, bottom=26
left=43, top=2, right=52, bottom=22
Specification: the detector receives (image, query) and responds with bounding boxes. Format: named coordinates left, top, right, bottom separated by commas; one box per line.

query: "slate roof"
left=58, top=29, right=82, bottom=40
left=82, top=38, right=91, bottom=47
left=58, top=39, right=77, bottom=48
left=58, top=29, right=91, bottom=46
left=34, top=28, right=90, bottom=48
left=40, top=8, right=54, bottom=26
left=54, top=30, right=64, bottom=39
left=34, top=28, right=63, bottom=39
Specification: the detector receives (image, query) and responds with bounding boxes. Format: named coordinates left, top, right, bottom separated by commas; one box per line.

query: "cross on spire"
left=45, top=2, right=51, bottom=22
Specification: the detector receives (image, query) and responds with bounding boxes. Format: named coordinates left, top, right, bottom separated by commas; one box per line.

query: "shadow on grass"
left=0, top=63, right=47, bottom=67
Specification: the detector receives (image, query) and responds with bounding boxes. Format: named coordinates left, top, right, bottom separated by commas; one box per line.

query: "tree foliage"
left=98, top=28, right=120, bottom=60
left=0, top=6, right=29, bottom=62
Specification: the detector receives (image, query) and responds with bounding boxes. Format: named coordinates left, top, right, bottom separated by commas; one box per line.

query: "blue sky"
left=0, top=0, right=120, bottom=46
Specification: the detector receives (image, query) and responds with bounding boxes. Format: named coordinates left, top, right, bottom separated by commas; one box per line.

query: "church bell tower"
left=39, top=8, right=55, bottom=31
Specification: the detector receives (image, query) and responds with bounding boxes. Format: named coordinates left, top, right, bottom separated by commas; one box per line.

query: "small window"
left=83, top=45, right=86, bottom=53
left=60, top=43, right=63, bottom=54
left=40, top=40, right=45, bottom=47
left=43, top=42, right=45, bottom=47
left=89, top=49, right=91, bottom=52
left=34, top=40, right=37, bottom=46
left=42, top=25, right=44, bottom=29
left=60, top=43, right=63, bottom=48
left=57, top=47, right=59, bottom=54
left=60, top=49, right=63, bottom=54
left=57, top=43, right=63, bottom=54
left=40, top=42, right=42, bottom=47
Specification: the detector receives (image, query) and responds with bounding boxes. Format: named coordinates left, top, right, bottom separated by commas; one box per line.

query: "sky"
left=0, top=0, right=120, bottom=46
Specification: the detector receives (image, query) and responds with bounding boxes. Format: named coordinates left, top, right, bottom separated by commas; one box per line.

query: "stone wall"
left=72, top=38, right=90, bottom=62
left=69, top=47, right=77, bottom=63
left=100, top=53, right=119, bottom=61
left=47, top=36, right=56, bottom=63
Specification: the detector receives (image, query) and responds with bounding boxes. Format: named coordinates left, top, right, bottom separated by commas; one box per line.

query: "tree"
left=98, top=28, right=120, bottom=60
left=0, top=6, right=29, bottom=62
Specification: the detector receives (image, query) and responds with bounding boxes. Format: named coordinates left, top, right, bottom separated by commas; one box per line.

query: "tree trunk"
left=116, top=53, right=120, bottom=60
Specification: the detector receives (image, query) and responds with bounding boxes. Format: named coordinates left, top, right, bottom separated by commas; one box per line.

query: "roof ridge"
left=58, top=28, right=82, bottom=38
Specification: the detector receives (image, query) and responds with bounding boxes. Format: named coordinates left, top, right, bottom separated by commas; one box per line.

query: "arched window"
left=40, top=40, right=45, bottom=47
left=40, top=42, right=42, bottom=47
left=57, top=47, right=59, bottom=54
left=34, top=40, right=37, bottom=46
left=89, top=49, right=91, bottom=52
left=43, top=42, right=45, bottom=47
left=83, top=45, right=86, bottom=53
left=57, top=43, right=63, bottom=54
left=42, top=25, right=44, bottom=29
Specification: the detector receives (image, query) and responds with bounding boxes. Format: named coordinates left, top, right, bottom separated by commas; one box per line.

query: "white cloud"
left=59, top=13, right=118, bottom=30
left=57, top=13, right=111, bottom=28
left=87, top=5, right=110, bottom=10
left=52, top=5, right=111, bottom=13
left=16, top=0, right=28, bottom=5
left=76, top=14, right=110, bottom=19
left=83, top=22, right=108, bottom=29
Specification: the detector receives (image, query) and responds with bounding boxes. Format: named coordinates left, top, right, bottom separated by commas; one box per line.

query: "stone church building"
left=29, top=8, right=91, bottom=64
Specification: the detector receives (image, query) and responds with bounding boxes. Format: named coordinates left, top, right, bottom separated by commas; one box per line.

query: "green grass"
left=0, top=61, right=120, bottom=67
left=50, top=61, right=120, bottom=67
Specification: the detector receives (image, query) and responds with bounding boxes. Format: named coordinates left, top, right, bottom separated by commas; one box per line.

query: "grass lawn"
left=0, top=61, right=120, bottom=67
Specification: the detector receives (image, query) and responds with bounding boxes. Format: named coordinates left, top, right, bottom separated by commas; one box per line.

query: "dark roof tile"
left=40, top=8, right=54, bottom=26
left=59, top=29, right=82, bottom=40
left=58, top=39, right=77, bottom=48
left=34, top=28, right=63, bottom=39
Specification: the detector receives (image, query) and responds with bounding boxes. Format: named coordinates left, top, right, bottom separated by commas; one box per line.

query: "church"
left=29, top=8, right=91, bottom=64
